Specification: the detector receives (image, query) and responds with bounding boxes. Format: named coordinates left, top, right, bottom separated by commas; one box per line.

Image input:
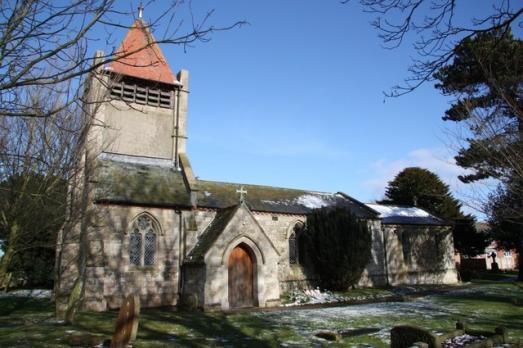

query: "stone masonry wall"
left=357, top=219, right=388, bottom=287
left=74, top=205, right=457, bottom=312
left=252, top=212, right=309, bottom=292
left=83, top=204, right=182, bottom=310
left=383, top=224, right=458, bottom=285
left=201, top=206, right=281, bottom=310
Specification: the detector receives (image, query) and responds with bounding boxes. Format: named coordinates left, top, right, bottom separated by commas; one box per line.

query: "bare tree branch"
left=0, top=0, right=247, bottom=117
left=344, top=0, right=522, bottom=96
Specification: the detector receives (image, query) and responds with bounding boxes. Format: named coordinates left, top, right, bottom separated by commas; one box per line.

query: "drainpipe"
left=177, top=210, right=184, bottom=299
left=173, top=87, right=181, bottom=170
left=381, top=223, right=390, bottom=287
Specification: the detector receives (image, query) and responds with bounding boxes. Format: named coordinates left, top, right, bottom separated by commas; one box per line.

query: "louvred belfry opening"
left=108, top=19, right=177, bottom=85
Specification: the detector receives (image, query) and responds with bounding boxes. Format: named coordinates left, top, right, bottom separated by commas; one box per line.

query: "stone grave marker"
left=110, top=294, right=140, bottom=348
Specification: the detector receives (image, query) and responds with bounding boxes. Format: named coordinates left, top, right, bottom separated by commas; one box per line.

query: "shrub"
left=301, top=207, right=371, bottom=290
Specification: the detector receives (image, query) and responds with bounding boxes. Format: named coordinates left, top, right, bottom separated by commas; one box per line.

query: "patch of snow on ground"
left=255, top=289, right=485, bottom=346
left=0, top=289, right=51, bottom=298
left=284, top=288, right=346, bottom=306
left=296, top=194, right=332, bottom=209
left=444, top=334, right=486, bottom=347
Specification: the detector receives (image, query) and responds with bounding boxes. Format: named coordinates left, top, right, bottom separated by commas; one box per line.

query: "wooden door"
left=228, top=245, right=254, bottom=308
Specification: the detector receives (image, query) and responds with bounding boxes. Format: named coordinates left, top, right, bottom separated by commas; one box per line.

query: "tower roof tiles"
left=108, top=19, right=177, bottom=85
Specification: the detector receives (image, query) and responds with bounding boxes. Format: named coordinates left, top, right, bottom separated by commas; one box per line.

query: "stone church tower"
left=55, top=17, right=458, bottom=314
left=55, top=18, right=198, bottom=313
left=89, top=18, right=190, bottom=169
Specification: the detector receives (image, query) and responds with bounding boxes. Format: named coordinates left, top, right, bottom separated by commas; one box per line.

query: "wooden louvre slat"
left=110, top=81, right=173, bottom=109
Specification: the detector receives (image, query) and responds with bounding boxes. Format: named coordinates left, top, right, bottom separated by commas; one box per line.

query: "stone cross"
left=138, top=2, right=144, bottom=18
left=236, top=186, right=247, bottom=203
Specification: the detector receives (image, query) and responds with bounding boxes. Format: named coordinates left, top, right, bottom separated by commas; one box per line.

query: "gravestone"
left=314, top=330, right=340, bottom=341
left=490, top=252, right=500, bottom=272
left=110, top=294, right=140, bottom=348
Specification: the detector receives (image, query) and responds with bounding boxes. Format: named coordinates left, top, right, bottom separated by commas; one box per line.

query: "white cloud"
left=363, top=147, right=475, bottom=202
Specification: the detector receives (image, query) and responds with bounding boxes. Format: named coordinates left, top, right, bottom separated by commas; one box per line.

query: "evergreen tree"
left=381, top=167, right=456, bottom=216
left=486, top=183, right=523, bottom=280
left=434, top=30, right=523, bottom=184
left=301, top=207, right=371, bottom=291
left=434, top=30, right=523, bottom=274
left=381, top=167, right=488, bottom=256
left=0, top=173, right=66, bottom=288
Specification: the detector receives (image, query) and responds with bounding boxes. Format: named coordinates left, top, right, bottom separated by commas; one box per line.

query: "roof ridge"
left=185, top=205, right=240, bottom=263
left=196, top=179, right=335, bottom=194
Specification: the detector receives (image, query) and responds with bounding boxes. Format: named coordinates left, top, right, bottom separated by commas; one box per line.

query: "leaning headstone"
left=110, top=294, right=140, bottom=348
left=314, top=330, right=340, bottom=341
left=340, top=327, right=381, bottom=337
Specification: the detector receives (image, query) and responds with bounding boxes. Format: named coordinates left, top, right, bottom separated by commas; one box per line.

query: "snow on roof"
left=260, top=193, right=335, bottom=209
left=295, top=194, right=333, bottom=209
left=365, top=204, right=430, bottom=218
left=365, top=203, right=449, bottom=225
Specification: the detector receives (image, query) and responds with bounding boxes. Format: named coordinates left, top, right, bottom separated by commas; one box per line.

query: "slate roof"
left=184, top=205, right=240, bottom=264
left=95, top=159, right=191, bottom=207
left=107, top=19, right=178, bottom=85
left=95, top=159, right=378, bottom=218
left=365, top=203, right=450, bottom=226
left=197, top=180, right=377, bottom=218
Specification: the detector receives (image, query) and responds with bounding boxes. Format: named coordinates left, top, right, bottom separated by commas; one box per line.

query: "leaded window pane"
left=289, top=233, right=297, bottom=264
left=129, top=231, right=142, bottom=265
left=144, top=229, right=156, bottom=266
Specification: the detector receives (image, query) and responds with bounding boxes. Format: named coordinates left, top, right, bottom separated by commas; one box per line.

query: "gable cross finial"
left=138, top=2, right=144, bottom=19
left=236, top=186, right=247, bottom=203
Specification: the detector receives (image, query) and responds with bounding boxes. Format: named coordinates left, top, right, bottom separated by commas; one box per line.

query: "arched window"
left=129, top=214, right=158, bottom=267
left=289, top=233, right=297, bottom=264
left=289, top=222, right=304, bottom=265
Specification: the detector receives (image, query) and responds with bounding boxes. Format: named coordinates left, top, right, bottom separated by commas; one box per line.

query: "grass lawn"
left=1, top=281, right=522, bottom=347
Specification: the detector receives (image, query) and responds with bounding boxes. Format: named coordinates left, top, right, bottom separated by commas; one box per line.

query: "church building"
left=55, top=18, right=458, bottom=313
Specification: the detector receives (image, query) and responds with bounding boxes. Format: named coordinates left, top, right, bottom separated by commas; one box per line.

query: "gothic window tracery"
left=129, top=214, right=158, bottom=267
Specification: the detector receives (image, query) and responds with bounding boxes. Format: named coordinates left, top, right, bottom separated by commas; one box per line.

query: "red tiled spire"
left=108, top=19, right=177, bottom=85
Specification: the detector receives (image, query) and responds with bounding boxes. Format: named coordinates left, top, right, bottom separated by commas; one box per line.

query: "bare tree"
left=344, top=0, right=522, bottom=96
left=0, top=0, right=245, bottom=319
left=0, top=0, right=246, bottom=118
left=0, top=82, right=86, bottom=289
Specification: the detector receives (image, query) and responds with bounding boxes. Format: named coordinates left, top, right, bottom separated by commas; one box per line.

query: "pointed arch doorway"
left=228, top=243, right=256, bottom=308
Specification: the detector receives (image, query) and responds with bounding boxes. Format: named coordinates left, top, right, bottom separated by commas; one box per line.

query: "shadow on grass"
left=138, top=308, right=274, bottom=347
left=438, top=293, right=523, bottom=306
left=73, top=307, right=275, bottom=347
left=0, top=297, right=53, bottom=316
left=434, top=295, right=523, bottom=334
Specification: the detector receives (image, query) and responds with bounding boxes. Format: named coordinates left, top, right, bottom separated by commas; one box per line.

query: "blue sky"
left=99, top=1, right=521, bottom=218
